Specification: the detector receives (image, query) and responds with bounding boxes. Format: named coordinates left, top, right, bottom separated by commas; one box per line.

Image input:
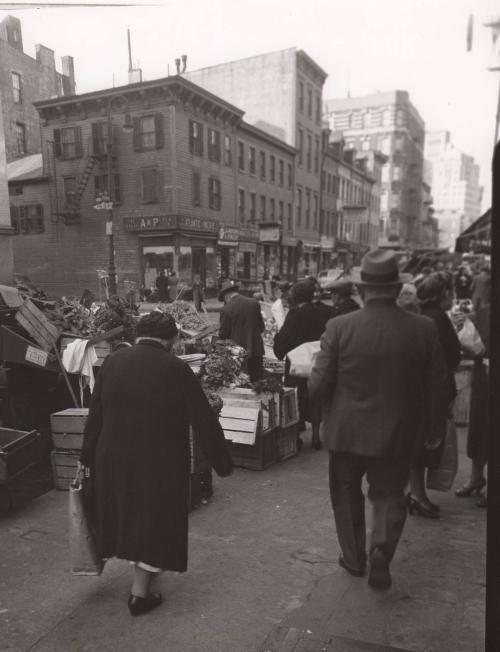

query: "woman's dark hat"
left=218, top=280, right=240, bottom=302
left=291, top=280, right=314, bottom=304
left=351, top=249, right=412, bottom=286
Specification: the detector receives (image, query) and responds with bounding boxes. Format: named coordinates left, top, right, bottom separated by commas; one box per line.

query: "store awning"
left=455, top=209, right=491, bottom=253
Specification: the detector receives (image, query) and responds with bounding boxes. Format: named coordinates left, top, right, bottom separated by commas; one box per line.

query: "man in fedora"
left=218, top=280, right=265, bottom=382
left=323, top=272, right=361, bottom=319
left=309, top=249, right=448, bottom=589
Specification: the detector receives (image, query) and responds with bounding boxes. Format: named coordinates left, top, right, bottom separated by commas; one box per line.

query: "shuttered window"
left=208, top=177, right=221, bottom=210
left=54, top=127, right=83, bottom=159
left=63, top=176, right=77, bottom=209
left=249, top=146, right=256, bottom=175
left=189, top=120, right=204, bottom=156
left=224, top=135, right=232, bottom=166
left=208, top=128, right=221, bottom=162
left=94, top=174, right=121, bottom=203
left=11, top=204, right=44, bottom=234
left=92, top=122, right=110, bottom=155
left=133, top=114, right=164, bottom=151
left=193, top=170, right=201, bottom=206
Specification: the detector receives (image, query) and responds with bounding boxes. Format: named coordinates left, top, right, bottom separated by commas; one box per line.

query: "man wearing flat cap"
left=309, top=249, right=448, bottom=590
left=218, top=280, right=265, bottom=382
left=81, top=312, right=232, bottom=616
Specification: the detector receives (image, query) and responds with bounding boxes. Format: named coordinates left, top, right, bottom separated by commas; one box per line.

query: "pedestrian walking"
left=273, top=280, right=333, bottom=450
left=155, top=270, right=169, bottom=302
left=79, top=312, right=232, bottom=616
left=408, top=271, right=461, bottom=518
left=309, top=249, right=448, bottom=590
left=218, top=280, right=265, bottom=382
left=271, top=281, right=291, bottom=330
left=192, top=274, right=205, bottom=312
left=168, top=270, right=179, bottom=302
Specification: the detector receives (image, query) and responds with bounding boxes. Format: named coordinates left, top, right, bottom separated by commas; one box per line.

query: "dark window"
left=54, top=126, right=83, bottom=159
left=249, top=192, right=256, bottom=223
left=287, top=163, right=293, bottom=189
left=249, top=146, right=256, bottom=175
left=298, top=81, right=304, bottom=112
left=260, top=151, right=266, bottom=180
left=238, top=141, right=245, bottom=171
left=139, top=167, right=160, bottom=203
left=9, top=185, right=23, bottom=196
left=296, top=188, right=302, bottom=226
left=269, top=198, right=275, bottom=220
left=189, top=120, right=204, bottom=156
left=63, top=176, right=77, bottom=209
left=278, top=159, right=284, bottom=186
left=270, top=155, right=275, bottom=183
left=94, top=173, right=121, bottom=203
left=15, top=123, right=26, bottom=156
left=305, top=189, right=311, bottom=227
left=208, top=177, right=221, bottom=210
left=18, top=204, right=44, bottom=234
left=12, top=72, right=21, bottom=104
left=134, top=114, right=164, bottom=151
left=193, top=170, right=201, bottom=207
left=260, top=195, right=266, bottom=221
left=307, top=89, right=312, bottom=117
left=279, top=200, right=284, bottom=221
left=91, top=122, right=110, bottom=156
left=224, top=135, right=232, bottom=165
left=313, top=194, right=318, bottom=228
left=238, top=189, right=245, bottom=222
left=314, top=137, right=320, bottom=174
left=208, top=128, right=221, bottom=162
left=10, top=205, right=19, bottom=233
left=306, top=134, right=312, bottom=172
left=287, top=203, right=292, bottom=230
left=298, top=129, right=303, bottom=166
left=316, top=94, right=321, bottom=123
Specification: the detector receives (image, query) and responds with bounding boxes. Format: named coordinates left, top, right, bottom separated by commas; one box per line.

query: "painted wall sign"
left=124, top=215, right=219, bottom=233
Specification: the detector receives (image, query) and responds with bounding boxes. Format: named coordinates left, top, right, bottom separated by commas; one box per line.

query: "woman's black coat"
left=80, top=339, right=232, bottom=572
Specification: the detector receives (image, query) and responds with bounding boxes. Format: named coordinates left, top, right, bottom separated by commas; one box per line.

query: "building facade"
left=324, top=90, right=426, bottom=249
left=424, top=130, right=483, bottom=249
left=0, top=15, right=75, bottom=164
left=9, top=76, right=298, bottom=297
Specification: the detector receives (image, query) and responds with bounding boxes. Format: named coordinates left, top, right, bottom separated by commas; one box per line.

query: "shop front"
left=302, top=241, right=321, bottom=277
left=217, top=225, right=239, bottom=285
left=237, top=225, right=259, bottom=289
left=123, top=214, right=219, bottom=297
left=281, top=236, right=296, bottom=280
left=258, top=224, right=281, bottom=279
left=320, top=235, right=335, bottom=269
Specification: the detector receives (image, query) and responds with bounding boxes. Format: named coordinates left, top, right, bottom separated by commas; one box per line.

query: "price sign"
left=25, top=345, right=49, bottom=367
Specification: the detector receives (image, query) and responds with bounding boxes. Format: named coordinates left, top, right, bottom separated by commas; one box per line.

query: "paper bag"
left=426, top=419, right=458, bottom=492
left=287, top=341, right=321, bottom=377
left=458, top=318, right=485, bottom=357
left=69, top=475, right=104, bottom=576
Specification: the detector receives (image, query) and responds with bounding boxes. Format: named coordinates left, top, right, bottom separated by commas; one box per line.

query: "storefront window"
left=206, top=247, right=217, bottom=290
left=178, top=246, right=192, bottom=287
left=142, top=245, right=175, bottom=291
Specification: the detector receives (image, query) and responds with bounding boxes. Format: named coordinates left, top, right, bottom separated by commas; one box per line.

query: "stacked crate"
left=50, top=408, right=88, bottom=490
left=276, top=387, right=300, bottom=461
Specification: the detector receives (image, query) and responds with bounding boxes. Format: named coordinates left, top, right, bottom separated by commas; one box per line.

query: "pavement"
left=0, top=425, right=485, bottom=652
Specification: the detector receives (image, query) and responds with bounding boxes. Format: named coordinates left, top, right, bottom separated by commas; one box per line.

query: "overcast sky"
left=3, top=0, right=498, bottom=210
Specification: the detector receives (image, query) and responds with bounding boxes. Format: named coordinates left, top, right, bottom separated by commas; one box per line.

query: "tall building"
left=185, top=47, right=328, bottom=276
left=0, top=100, right=15, bottom=284
left=424, top=130, right=483, bottom=249
left=0, top=15, right=75, bottom=164
left=324, top=90, right=426, bottom=249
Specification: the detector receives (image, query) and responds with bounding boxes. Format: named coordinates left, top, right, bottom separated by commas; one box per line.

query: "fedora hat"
left=218, top=280, right=240, bottom=301
left=323, top=268, right=359, bottom=292
left=351, top=249, right=412, bottom=286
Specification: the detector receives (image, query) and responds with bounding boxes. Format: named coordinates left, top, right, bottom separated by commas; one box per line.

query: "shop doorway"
left=192, top=247, right=206, bottom=285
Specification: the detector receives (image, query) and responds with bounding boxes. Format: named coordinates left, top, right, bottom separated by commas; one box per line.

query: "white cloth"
left=62, top=339, right=98, bottom=394
left=271, top=298, right=287, bottom=330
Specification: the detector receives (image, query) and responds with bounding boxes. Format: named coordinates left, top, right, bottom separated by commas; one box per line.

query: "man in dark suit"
left=219, top=280, right=265, bottom=382
left=309, top=249, right=449, bottom=590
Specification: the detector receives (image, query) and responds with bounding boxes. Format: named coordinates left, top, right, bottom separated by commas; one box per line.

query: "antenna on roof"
left=127, top=27, right=133, bottom=73
left=126, top=28, right=143, bottom=84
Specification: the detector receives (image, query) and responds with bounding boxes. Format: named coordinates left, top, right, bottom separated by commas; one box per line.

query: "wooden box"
left=228, top=428, right=277, bottom=471
left=51, top=450, right=79, bottom=491
left=275, top=424, right=299, bottom=461
left=280, top=387, right=299, bottom=427
left=219, top=395, right=262, bottom=445
left=60, top=338, right=111, bottom=368
left=220, top=388, right=277, bottom=432
left=50, top=408, right=89, bottom=451
left=0, top=428, right=41, bottom=484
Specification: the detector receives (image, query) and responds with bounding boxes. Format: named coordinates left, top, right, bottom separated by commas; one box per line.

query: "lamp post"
left=94, top=94, right=133, bottom=296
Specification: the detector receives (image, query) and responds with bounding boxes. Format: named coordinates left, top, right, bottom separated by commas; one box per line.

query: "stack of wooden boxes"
left=276, top=387, right=299, bottom=461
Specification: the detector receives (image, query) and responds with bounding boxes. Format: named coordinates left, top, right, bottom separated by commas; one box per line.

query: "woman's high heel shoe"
left=455, top=479, right=486, bottom=498
left=407, top=494, right=440, bottom=519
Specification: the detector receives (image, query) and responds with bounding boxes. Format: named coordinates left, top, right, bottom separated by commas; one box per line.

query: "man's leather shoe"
left=339, top=555, right=366, bottom=577
left=368, top=548, right=392, bottom=590
left=128, top=592, right=162, bottom=616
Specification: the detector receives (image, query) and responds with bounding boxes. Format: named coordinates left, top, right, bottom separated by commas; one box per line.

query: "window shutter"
left=91, top=123, right=100, bottom=155
left=154, top=113, right=164, bottom=149
left=189, top=121, right=194, bottom=154
left=10, top=205, right=18, bottom=232
left=53, top=129, right=62, bottom=157
left=75, top=127, right=83, bottom=158
left=114, top=174, right=121, bottom=203
left=199, top=125, right=204, bottom=156
left=133, top=117, right=142, bottom=151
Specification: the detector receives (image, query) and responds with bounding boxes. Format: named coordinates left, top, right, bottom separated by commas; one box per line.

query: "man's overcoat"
left=80, top=339, right=232, bottom=572
left=219, top=294, right=264, bottom=357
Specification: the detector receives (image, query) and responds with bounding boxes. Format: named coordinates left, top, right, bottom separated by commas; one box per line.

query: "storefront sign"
left=320, top=236, right=335, bottom=251
left=218, top=225, right=239, bottom=247
left=281, top=237, right=297, bottom=247
left=259, top=226, right=281, bottom=242
left=124, top=215, right=219, bottom=234
left=239, top=242, right=257, bottom=253
left=239, top=225, right=259, bottom=242
left=302, top=241, right=321, bottom=253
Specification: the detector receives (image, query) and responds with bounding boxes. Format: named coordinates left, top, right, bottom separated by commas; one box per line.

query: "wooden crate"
left=51, top=450, right=79, bottom=491
left=0, top=428, right=41, bottom=484
left=279, top=387, right=299, bottom=427
left=219, top=396, right=261, bottom=445
left=220, top=388, right=277, bottom=432
left=275, top=424, right=299, bottom=461
left=50, top=408, right=89, bottom=451
left=228, top=428, right=277, bottom=470
left=60, top=338, right=112, bottom=367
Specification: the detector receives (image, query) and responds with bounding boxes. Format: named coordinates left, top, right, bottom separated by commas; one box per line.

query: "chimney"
left=0, top=16, right=23, bottom=52
left=61, top=55, right=76, bottom=95
left=36, top=44, right=55, bottom=69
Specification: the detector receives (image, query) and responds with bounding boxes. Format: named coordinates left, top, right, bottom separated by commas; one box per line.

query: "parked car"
left=317, top=268, right=344, bottom=289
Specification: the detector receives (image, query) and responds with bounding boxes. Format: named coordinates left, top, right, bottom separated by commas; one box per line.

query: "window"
left=250, top=192, right=256, bottom=223
left=189, top=120, right=204, bottom=156
left=224, top=135, right=232, bottom=166
left=298, top=81, right=304, bottom=112
left=278, top=159, right=284, bottom=186
left=63, top=176, right=77, bottom=209
left=54, top=126, right=83, bottom=159
left=94, top=173, right=121, bottom=203
left=249, top=146, right=256, bottom=175
left=10, top=204, right=44, bottom=234
left=270, top=155, right=275, bottom=183
left=307, top=89, right=312, bottom=118
left=208, top=177, right=221, bottom=210
left=12, top=72, right=21, bottom=104
left=296, top=187, right=302, bottom=226
left=326, top=173, right=331, bottom=193
left=139, top=167, right=160, bottom=203
left=9, top=185, right=23, bottom=196
left=298, top=129, right=304, bottom=166
left=134, top=114, right=164, bottom=151
left=15, top=123, right=26, bottom=156
left=316, top=94, right=321, bottom=123
left=314, top=136, right=320, bottom=174
left=313, top=194, right=318, bottom=228
left=306, top=134, right=312, bottom=172
left=279, top=200, right=284, bottom=222
left=305, top=189, right=311, bottom=227
left=260, top=195, right=266, bottom=221
left=91, top=122, right=110, bottom=156
left=270, top=198, right=275, bottom=220
left=208, top=128, right=221, bottom=162
left=260, top=151, right=266, bottom=180
left=238, top=141, right=245, bottom=171
left=287, top=203, right=292, bottom=230
left=393, top=166, right=401, bottom=181
left=192, top=170, right=202, bottom=206
left=287, top=163, right=293, bottom=189
left=238, top=189, right=245, bottom=222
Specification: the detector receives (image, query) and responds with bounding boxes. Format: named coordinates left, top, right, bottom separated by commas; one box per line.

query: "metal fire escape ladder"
left=66, top=152, right=98, bottom=214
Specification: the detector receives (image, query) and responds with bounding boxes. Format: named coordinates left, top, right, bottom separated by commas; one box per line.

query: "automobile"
left=317, top=268, right=344, bottom=289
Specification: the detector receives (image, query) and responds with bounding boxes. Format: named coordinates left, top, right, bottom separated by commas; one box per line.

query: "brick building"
left=9, top=75, right=297, bottom=297
left=324, top=91, right=426, bottom=249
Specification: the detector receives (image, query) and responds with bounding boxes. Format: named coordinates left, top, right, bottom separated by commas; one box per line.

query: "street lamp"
left=94, top=94, right=133, bottom=296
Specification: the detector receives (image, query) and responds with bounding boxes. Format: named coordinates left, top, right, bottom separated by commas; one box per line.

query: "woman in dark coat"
left=273, top=281, right=333, bottom=450
left=80, top=312, right=232, bottom=616
left=408, top=271, right=460, bottom=518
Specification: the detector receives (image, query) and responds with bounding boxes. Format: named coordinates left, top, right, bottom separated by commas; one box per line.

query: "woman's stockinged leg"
left=131, top=565, right=156, bottom=598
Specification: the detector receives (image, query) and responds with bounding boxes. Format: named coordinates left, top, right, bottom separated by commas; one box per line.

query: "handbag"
left=426, top=418, right=458, bottom=492
left=68, top=467, right=104, bottom=576
left=458, top=318, right=485, bottom=357
left=287, top=341, right=321, bottom=377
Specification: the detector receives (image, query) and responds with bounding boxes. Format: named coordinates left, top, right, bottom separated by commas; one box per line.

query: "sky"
left=2, top=0, right=498, bottom=211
